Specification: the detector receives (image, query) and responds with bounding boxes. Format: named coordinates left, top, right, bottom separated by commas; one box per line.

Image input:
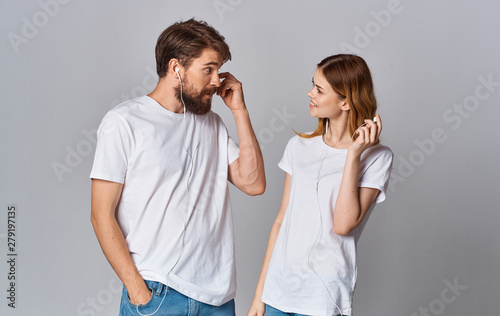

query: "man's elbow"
left=244, top=181, right=266, bottom=196
left=252, top=182, right=266, bottom=195
left=333, top=223, right=356, bottom=236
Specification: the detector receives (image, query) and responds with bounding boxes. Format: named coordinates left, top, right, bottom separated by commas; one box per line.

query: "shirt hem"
left=262, top=297, right=352, bottom=316
left=139, top=269, right=235, bottom=306
left=278, top=162, right=292, bottom=175
left=358, top=181, right=386, bottom=203
left=89, top=173, right=125, bottom=184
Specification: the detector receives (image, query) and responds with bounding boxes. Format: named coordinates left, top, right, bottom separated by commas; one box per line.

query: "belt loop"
left=156, top=282, right=165, bottom=295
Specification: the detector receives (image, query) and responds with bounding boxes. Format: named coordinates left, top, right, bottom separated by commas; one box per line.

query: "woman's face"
left=307, top=68, right=347, bottom=119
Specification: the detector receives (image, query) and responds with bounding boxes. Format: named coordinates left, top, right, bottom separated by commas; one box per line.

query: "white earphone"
left=175, top=66, right=185, bottom=110
left=351, top=116, right=378, bottom=141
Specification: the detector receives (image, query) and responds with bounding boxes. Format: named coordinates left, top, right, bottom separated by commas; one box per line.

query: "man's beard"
left=175, top=82, right=215, bottom=115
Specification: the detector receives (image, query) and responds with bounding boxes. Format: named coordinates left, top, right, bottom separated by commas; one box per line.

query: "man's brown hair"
left=155, top=18, right=231, bottom=78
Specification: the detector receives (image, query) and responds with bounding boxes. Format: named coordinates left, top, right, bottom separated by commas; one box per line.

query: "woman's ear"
left=340, top=100, right=350, bottom=111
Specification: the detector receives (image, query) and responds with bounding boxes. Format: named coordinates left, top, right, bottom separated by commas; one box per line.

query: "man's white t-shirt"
left=261, top=135, right=393, bottom=316
left=90, top=96, right=239, bottom=306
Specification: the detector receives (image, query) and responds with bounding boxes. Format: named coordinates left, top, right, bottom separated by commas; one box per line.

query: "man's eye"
left=205, top=68, right=212, bottom=73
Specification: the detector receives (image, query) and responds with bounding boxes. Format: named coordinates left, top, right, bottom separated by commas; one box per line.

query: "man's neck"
left=148, top=80, right=184, bottom=114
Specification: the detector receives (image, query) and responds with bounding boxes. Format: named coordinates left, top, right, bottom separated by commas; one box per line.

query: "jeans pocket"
left=126, top=283, right=155, bottom=308
left=127, top=292, right=153, bottom=308
left=132, top=281, right=166, bottom=315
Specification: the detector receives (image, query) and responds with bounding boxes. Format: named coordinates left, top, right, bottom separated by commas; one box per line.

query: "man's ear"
left=168, top=58, right=181, bottom=77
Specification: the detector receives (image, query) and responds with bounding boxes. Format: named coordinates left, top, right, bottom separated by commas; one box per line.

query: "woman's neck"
left=324, top=117, right=351, bottom=149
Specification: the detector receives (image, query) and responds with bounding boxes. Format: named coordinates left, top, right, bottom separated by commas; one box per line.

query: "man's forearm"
left=91, top=213, right=150, bottom=303
left=232, top=108, right=266, bottom=193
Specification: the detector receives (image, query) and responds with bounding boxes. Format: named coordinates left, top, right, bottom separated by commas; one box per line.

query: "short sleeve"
left=89, top=111, right=133, bottom=184
left=358, top=146, right=394, bottom=203
left=278, top=137, right=295, bottom=175
left=228, top=136, right=240, bottom=165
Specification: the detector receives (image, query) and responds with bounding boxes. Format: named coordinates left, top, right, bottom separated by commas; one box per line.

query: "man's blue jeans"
left=119, top=280, right=235, bottom=315
left=265, top=304, right=346, bottom=316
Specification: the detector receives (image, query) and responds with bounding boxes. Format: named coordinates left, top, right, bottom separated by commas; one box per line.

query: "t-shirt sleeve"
left=358, top=146, right=394, bottom=203
left=278, top=137, right=294, bottom=175
left=89, top=111, right=132, bottom=184
left=228, top=136, right=240, bottom=165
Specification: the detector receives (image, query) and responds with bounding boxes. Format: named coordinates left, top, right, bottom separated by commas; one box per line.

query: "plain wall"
left=1, top=0, right=499, bottom=315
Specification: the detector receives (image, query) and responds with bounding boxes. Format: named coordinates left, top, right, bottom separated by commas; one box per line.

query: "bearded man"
left=90, top=19, right=265, bottom=316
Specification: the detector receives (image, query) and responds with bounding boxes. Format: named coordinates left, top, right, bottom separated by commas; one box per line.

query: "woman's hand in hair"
left=350, top=114, right=382, bottom=156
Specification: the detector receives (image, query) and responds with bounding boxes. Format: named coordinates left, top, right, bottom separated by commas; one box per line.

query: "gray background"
left=1, top=0, right=499, bottom=315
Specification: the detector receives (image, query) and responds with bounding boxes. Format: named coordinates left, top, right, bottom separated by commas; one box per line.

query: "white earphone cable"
left=135, top=68, right=190, bottom=316
left=307, top=124, right=344, bottom=315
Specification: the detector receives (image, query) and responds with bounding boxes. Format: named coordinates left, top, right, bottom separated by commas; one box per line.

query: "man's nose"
left=211, top=73, right=221, bottom=87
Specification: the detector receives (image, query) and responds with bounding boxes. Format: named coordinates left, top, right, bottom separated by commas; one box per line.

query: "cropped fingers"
left=217, top=73, right=241, bottom=97
left=356, top=126, right=368, bottom=144
left=364, top=116, right=381, bottom=143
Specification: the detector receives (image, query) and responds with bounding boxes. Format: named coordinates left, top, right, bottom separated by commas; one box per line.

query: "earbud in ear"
left=373, top=116, right=377, bottom=123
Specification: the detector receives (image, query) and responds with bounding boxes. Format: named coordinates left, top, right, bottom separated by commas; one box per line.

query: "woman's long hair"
left=298, top=54, right=378, bottom=143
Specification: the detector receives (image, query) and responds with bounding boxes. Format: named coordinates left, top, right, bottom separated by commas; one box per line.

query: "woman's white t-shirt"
left=90, top=96, right=240, bottom=306
left=261, top=135, right=393, bottom=316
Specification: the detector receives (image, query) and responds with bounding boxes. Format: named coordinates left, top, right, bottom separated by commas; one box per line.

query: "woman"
left=247, top=54, right=393, bottom=316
